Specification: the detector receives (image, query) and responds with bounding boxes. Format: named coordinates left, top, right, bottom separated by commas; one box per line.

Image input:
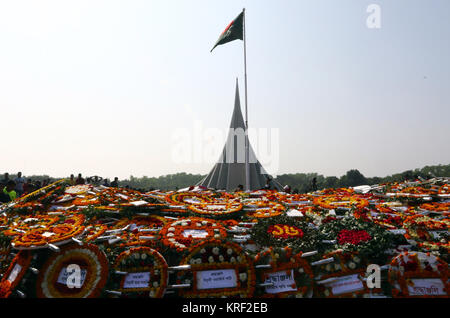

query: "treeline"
left=3, top=164, right=448, bottom=192
left=275, top=164, right=450, bottom=193
left=120, top=164, right=449, bottom=192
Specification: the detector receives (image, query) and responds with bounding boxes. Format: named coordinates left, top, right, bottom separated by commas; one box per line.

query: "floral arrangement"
left=249, top=215, right=320, bottom=253
left=165, top=192, right=213, bottom=206
left=254, top=247, right=314, bottom=298
left=403, top=214, right=450, bottom=251
left=177, top=239, right=256, bottom=298
left=0, top=250, right=32, bottom=298
left=319, top=216, right=399, bottom=264
left=313, top=250, right=375, bottom=298
left=36, top=243, right=109, bottom=298
left=388, top=251, right=449, bottom=297
left=109, top=246, right=168, bottom=298
left=313, top=195, right=369, bottom=211
left=158, top=217, right=227, bottom=253
left=1, top=178, right=449, bottom=298
left=188, top=201, right=243, bottom=218
left=244, top=201, right=286, bottom=219
left=11, top=214, right=86, bottom=249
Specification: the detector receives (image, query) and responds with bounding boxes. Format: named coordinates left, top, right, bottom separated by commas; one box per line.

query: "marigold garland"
left=36, top=243, right=109, bottom=298
left=254, top=247, right=314, bottom=298
left=0, top=250, right=32, bottom=298
left=388, top=251, right=449, bottom=298
left=178, top=239, right=256, bottom=298
left=159, top=217, right=227, bottom=252
left=111, top=246, right=168, bottom=298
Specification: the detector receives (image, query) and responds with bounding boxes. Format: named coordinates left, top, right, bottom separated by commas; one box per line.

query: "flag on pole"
left=210, top=11, right=244, bottom=52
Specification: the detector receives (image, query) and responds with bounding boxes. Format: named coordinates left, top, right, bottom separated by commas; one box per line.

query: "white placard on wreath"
left=407, top=279, right=446, bottom=296
left=325, top=274, right=365, bottom=295
left=264, top=270, right=297, bottom=294
left=196, top=269, right=237, bottom=290
left=56, top=267, right=87, bottom=287
left=7, top=264, right=22, bottom=283
left=123, top=272, right=151, bottom=289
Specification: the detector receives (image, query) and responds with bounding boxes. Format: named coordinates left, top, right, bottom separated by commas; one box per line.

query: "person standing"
left=1, top=180, right=17, bottom=202
left=110, top=177, right=119, bottom=188
left=69, top=174, right=76, bottom=185
left=75, top=174, right=85, bottom=185
left=14, top=172, right=25, bottom=197
left=311, top=177, right=317, bottom=191
left=1, top=173, right=9, bottom=188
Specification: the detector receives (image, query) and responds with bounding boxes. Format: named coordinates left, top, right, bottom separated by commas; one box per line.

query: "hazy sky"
left=1, top=0, right=449, bottom=180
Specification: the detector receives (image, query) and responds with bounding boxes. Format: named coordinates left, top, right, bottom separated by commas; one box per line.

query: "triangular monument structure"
left=197, top=80, right=282, bottom=191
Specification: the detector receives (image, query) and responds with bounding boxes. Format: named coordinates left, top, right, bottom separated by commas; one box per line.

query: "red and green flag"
left=210, top=11, right=244, bottom=52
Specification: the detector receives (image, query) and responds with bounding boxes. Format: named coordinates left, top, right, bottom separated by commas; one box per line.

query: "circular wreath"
left=165, top=192, right=213, bottom=206
left=110, top=247, right=168, bottom=298
left=318, top=216, right=397, bottom=264
left=36, top=243, right=109, bottom=298
left=0, top=250, right=32, bottom=298
left=244, top=201, right=286, bottom=219
left=254, top=247, right=314, bottom=298
left=188, top=201, right=243, bottom=218
left=158, top=217, right=227, bottom=253
left=111, top=215, right=168, bottom=248
left=438, top=184, right=449, bottom=195
left=313, top=195, right=369, bottom=211
left=388, top=251, right=449, bottom=298
left=403, top=215, right=450, bottom=251
left=249, top=215, right=320, bottom=253
left=65, top=185, right=92, bottom=195
left=354, top=208, right=405, bottom=230
left=313, top=250, right=374, bottom=298
left=2, top=215, right=60, bottom=237
left=11, top=214, right=86, bottom=250
left=419, top=202, right=450, bottom=214
left=177, top=239, right=256, bottom=298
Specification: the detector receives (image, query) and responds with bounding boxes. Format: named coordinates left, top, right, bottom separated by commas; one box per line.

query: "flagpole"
left=243, top=8, right=250, bottom=192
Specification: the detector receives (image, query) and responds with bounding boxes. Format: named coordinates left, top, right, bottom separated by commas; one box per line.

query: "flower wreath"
left=375, top=201, right=416, bottom=216
left=438, top=184, right=449, bottom=195
left=313, top=195, right=369, bottom=211
left=419, top=202, right=450, bottom=214
left=65, top=184, right=92, bottom=195
left=36, top=243, right=109, bottom=298
left=317, top=188, right=355, bottom=196
left=11, top=214, right=86, bottom=249
left=388, top=251, right=449, bottom=298
left=165, top=192, right=213, bottom=206
left=109, top=246, right=168, bottom=298
left=353, top=208, right=405, bottom=230
left=97, top=187, right=146, bottom=206
left=112, top=215, right=168, bottom=248
left=403, top=215, right=450, bottom=251
left=318, top=216, right=397, bottom=264
left=313, top=250, right=376, bottom=298
left=0, top=250, right=32, bottom=298
left=158, top=217, right=227, bottom=253
left=188, top=201, right=243, bottom=218
left=249, top=215, right=320, bottom=253
left=0, top=236, right=13, bottom=277
left=177, top=239, right=256, bottom=298
left=244, top=201, right=286, bottom=219
left=254, top=247, right=314, bottom=298
left=2, top=215, right=60, bottom=237
left=81, top=224, right=108, bottom=243
left=17, top=179, right=66, bottom=204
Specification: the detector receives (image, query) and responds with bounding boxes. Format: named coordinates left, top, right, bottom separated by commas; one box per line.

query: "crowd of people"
left=0, top=172, right=124, bottom=203
left=0, top=172, right=54, bottom=203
